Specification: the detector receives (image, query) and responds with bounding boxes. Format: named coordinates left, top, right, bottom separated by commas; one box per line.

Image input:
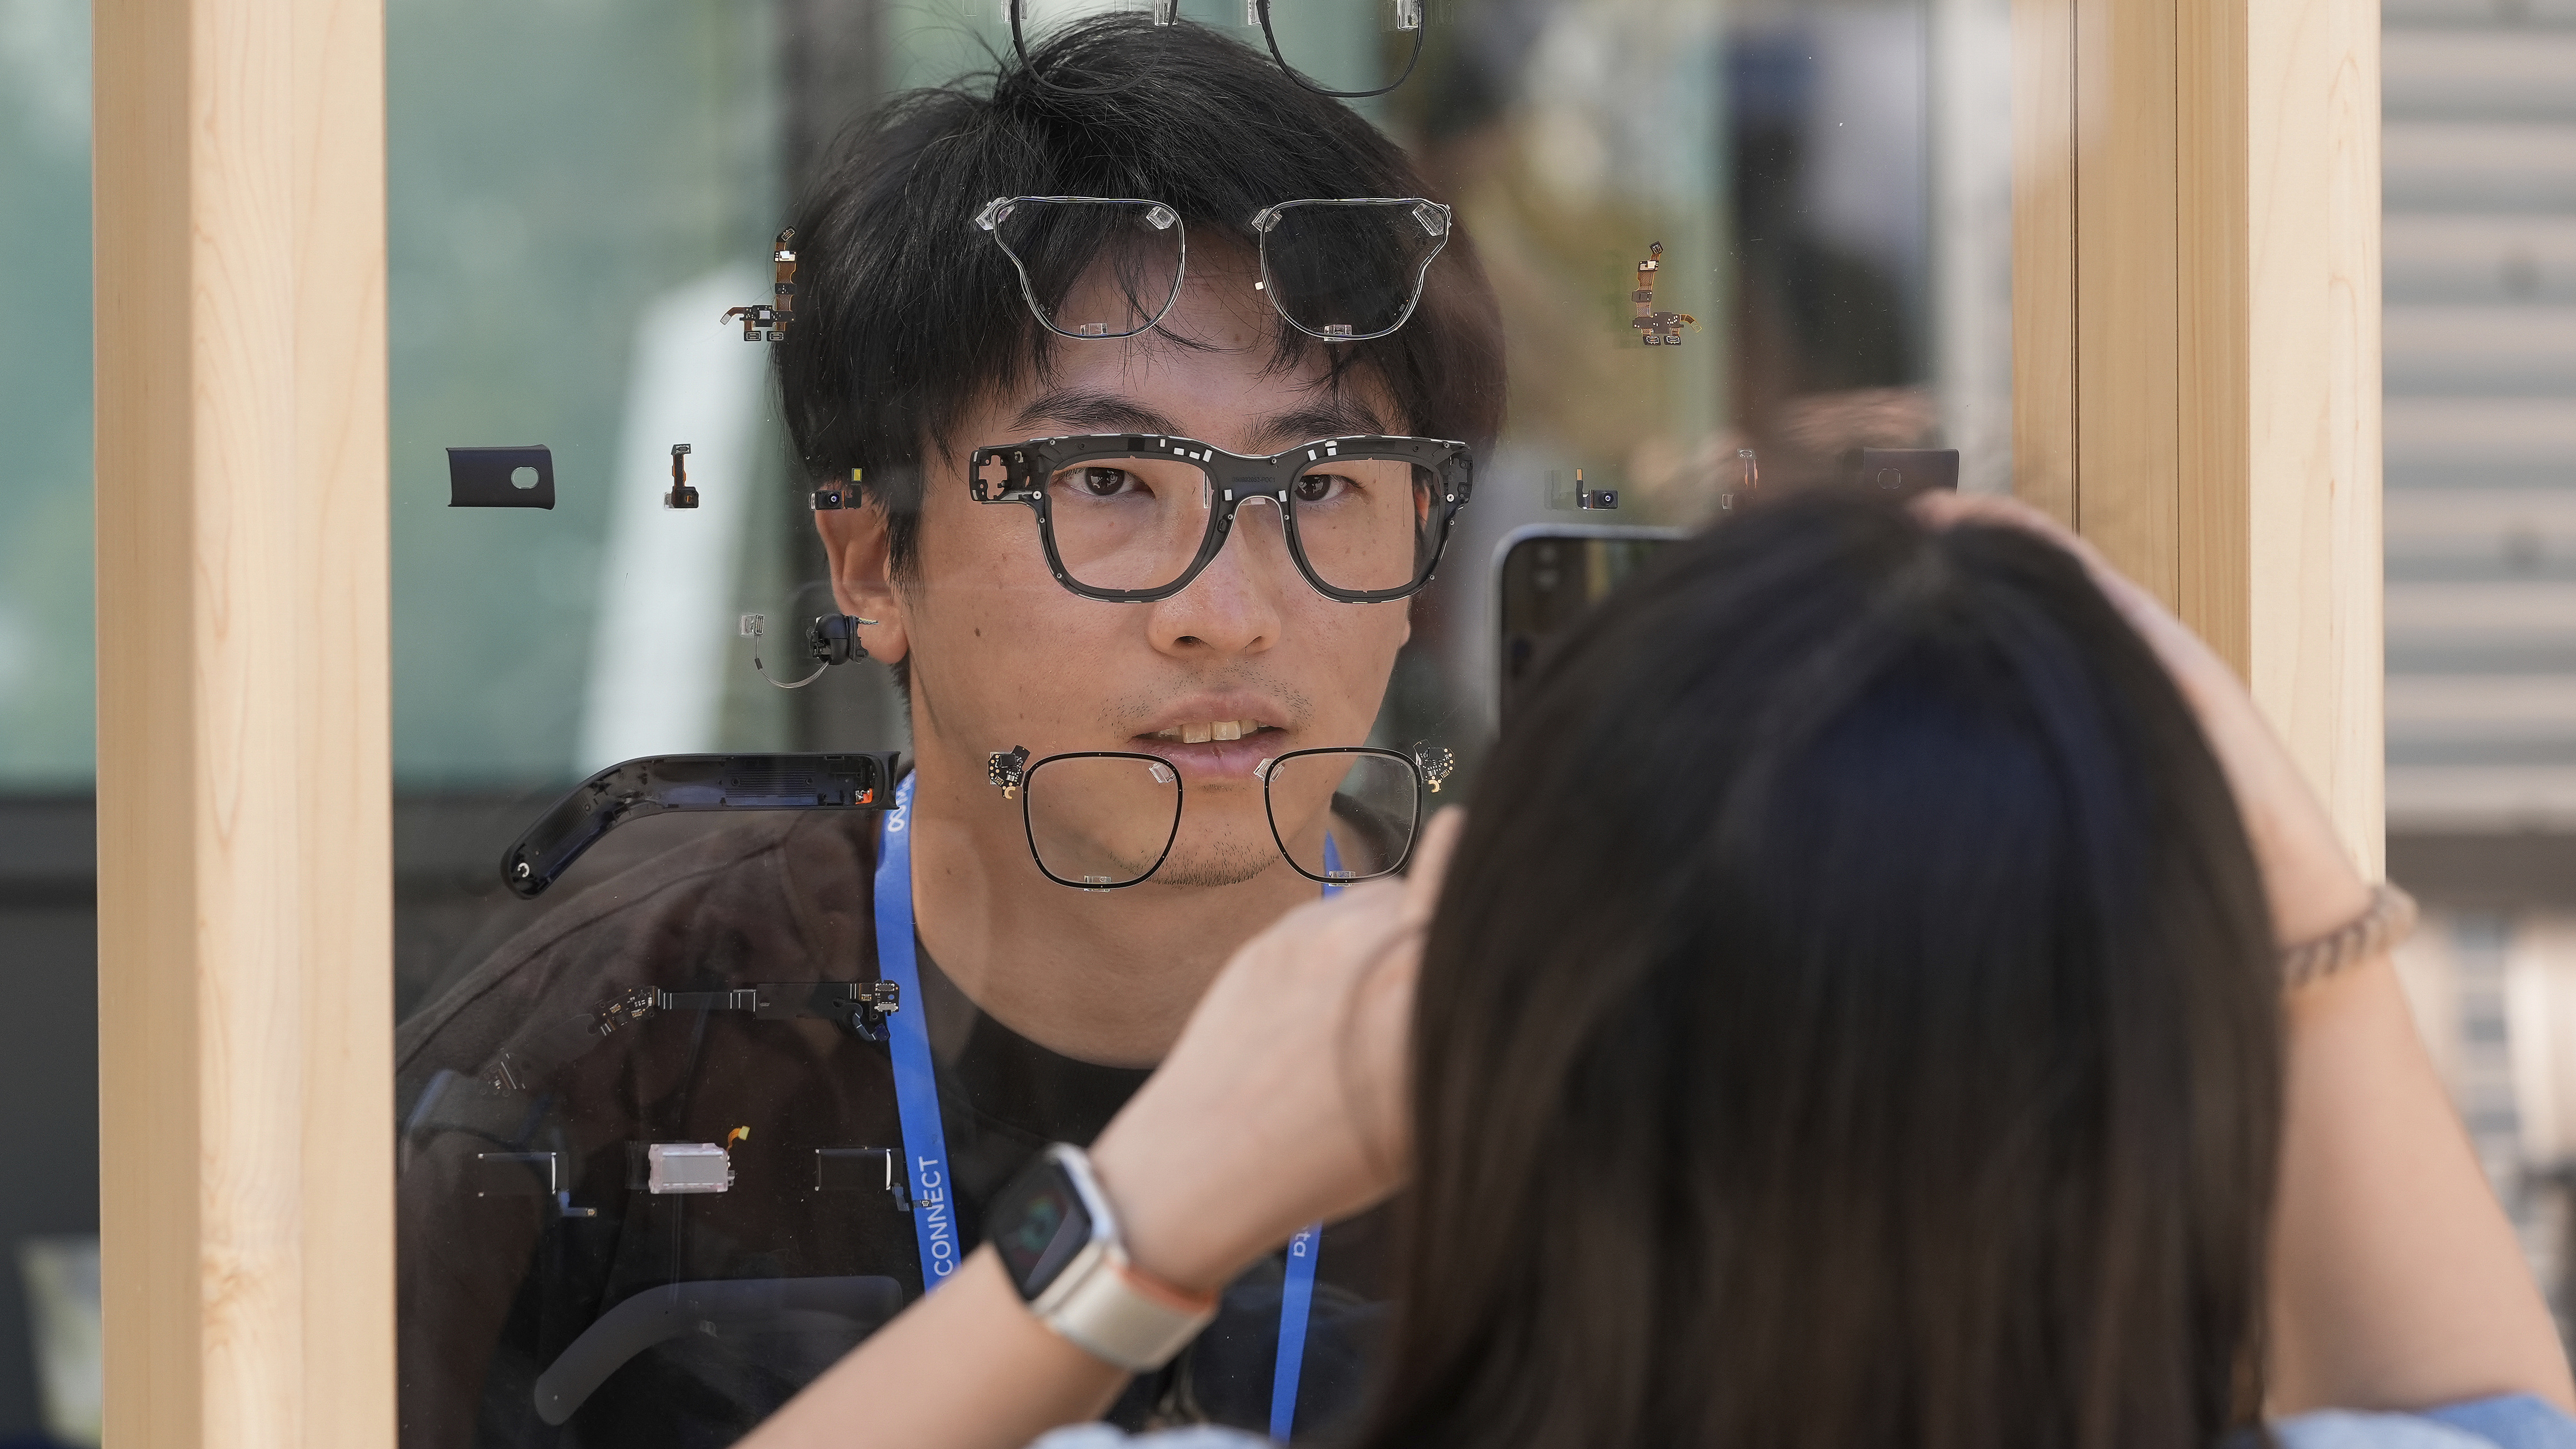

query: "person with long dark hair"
left=743, top=492, right=2576, bottom=1449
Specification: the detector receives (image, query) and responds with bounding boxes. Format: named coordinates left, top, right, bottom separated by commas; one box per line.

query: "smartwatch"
left=986, top=1143, right=1219, bottom=1372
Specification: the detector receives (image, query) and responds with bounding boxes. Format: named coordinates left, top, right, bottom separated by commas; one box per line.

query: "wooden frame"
left=85, top=0, right=2381, bottom=1436
left=2014, top=0, right=2385, bottom=872
left=93, top=0, right=393, bottom=1441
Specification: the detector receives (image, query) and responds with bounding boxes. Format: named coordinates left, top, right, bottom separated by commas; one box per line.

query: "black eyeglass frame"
left=990, top=744, right=1431, bottom=890
left=967, top=432, right=1474, bottom=604
left=1002, top=749, right=1185, bottom=890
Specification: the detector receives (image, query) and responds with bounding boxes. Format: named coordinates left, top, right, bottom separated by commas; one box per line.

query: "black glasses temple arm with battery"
left=502, top=752, right=902, bottom=899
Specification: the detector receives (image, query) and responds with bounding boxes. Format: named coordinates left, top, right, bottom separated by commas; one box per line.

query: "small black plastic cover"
left=448, top=445, right=557, bottom=509
left=501, top=752, right=899, bottom=898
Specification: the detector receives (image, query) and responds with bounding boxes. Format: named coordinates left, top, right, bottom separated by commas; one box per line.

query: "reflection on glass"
left=378, top=1, right=2010, bottom=1445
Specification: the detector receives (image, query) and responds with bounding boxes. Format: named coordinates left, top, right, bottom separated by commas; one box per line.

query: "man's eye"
left=1060, top=466, right=1143, bottom=498
left=1294, top=471, right=1354, bottom=504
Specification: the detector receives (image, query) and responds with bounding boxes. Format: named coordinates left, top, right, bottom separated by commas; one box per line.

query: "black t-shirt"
left=394, top=807, right=1387, bottom=1449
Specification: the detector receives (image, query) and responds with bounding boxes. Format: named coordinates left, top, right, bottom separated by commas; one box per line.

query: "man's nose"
left=1145, top=496, right=1291, bottom=657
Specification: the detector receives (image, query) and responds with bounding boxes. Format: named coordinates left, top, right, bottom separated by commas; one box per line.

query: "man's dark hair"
left=776, top=15, right=1506, bottom=583
left=1366, top=495, right=2282, bottom=1449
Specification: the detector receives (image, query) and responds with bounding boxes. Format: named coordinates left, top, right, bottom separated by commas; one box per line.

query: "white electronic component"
left=646, top=1143, right=734, bottom=1195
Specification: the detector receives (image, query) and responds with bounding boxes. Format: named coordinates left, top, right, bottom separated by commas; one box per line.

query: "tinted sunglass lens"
left=1257, top=200, right=1446, bottom=341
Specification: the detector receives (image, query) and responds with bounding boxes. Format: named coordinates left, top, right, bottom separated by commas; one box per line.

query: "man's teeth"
left=1152, top=720, right=1259, bottom=744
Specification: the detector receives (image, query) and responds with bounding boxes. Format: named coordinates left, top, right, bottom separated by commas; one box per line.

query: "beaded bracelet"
left=2282, top=883, right=2419, bottom=990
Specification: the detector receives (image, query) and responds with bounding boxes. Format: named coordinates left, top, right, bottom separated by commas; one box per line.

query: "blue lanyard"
left=1269, top=835, right=1341, bottom=1439
left=875, top=775, right=962, bottom=1286
left=872, top=776, right=1327, bottom=1438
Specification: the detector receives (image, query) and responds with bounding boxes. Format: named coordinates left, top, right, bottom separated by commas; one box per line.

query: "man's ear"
left=815, top=499, right=910, bottom=666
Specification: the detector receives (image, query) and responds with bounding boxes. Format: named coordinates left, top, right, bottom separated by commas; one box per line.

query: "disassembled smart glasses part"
left=1250, top=0, right=1426, bottom=98
left=977, top=195, right=1449, bottom=345
left=590, top=979, right=902, bottom=1045
left=447, top=445, right=556, bottom=510
left=1632, top=243, right=1700, bottom=346
left=648, top=1144, right=730, bottom=1194
left=1546, top=468, right=1618, bottom=511
left=533, top=1276, right=903, bottom=1427
left=1413, top=744, right=1455, bottom=793
left=1247, top=198, right=1451, bottom=342
left=501, top=751, right=900, bottom=898
left=1723, top=448, right=1760, bottom=511
left=989, top=745, right=1032, bottom=799
left=665, top=444, right=697, bottom=510
left=742, top=611, right=879, bottom=689
left=813, top=467, right=862, bottom=510
left=721, top=228, right=798, bottom=341
left=969, top=432, right=1474, bottom=605
left=816, top=1147, right=915, bottom=1210
left=997, top=742, right=1440, bottom=888
left=975, top=196, right=1185, bottom=341
left=1850, top=448, right=1962, bottom=495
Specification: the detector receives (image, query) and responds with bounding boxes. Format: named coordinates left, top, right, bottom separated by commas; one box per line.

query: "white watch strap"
left=1025, top=1145, right=1220, bottom=1373
left=1040, top=1247, right=1220, bottom=1372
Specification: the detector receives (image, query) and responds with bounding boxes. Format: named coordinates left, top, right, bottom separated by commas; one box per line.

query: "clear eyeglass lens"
left=985, top=199, right=1184, bottom=341
left=1289, top=457, right=1437, bottom=594
left=1265, top=750, right=1419, bottom=882
left=1261, top=0, right=1417, bottom=90
left=1043, top=452, right=1215, bottom=594
left=1024, top=754, right=1182, bottom=887
left=1258, top=201, right=1447, bottom=340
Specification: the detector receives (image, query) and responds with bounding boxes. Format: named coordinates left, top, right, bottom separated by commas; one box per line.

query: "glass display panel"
left=384, top=0, right=2009, bottom=1443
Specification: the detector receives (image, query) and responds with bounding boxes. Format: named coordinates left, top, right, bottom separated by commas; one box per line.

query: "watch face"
left=994, top=1157, right=1093, bottom=1300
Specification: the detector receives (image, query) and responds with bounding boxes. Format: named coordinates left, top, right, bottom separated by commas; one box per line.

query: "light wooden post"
left=92, top=0, right=393, bottom=1440
left=2014, top=0, right=2385, bottom=872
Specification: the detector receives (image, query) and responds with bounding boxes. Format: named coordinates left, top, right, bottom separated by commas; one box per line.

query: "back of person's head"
left=1364, top=495, right=2282, bottom=1449
left=776, top=15, right=1504, bottom=575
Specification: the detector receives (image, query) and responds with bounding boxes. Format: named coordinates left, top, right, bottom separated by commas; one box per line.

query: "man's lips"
left=1126, top=727, right=1285, bottom=783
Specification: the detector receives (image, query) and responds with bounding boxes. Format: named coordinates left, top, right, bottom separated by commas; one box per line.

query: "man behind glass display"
left=393, top=15, right=1503, bottom=1449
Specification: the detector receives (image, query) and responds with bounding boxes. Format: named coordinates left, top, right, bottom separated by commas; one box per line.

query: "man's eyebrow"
left=1246, top=400, right=1393, bottom=451
left=1006, top=389, right=1393, bottom=452
left=1010, top=390, right=1182, bottom=437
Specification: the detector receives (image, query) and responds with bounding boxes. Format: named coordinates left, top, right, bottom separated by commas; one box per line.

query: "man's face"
left=825, top=250, right=1415, bottom=888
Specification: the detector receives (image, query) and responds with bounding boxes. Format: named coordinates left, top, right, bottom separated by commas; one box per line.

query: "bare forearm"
left=745, top=1249, right=1128, bottom=1449
left=2268, top=955, right=2575, bottom=1413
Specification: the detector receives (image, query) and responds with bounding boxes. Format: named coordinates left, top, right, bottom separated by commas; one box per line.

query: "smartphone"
left=1494, top=523, right=1681, bottom=725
